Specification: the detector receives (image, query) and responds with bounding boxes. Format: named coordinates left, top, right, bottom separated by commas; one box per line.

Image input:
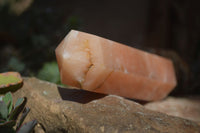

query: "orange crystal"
left=55, top=30, right=177, bottom=101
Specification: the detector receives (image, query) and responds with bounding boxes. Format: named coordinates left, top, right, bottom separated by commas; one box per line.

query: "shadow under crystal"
left=57, top=86, right=107, bottom=104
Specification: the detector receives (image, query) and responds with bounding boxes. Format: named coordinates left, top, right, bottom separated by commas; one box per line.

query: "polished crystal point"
left=55, top=30, right=177, bottom=101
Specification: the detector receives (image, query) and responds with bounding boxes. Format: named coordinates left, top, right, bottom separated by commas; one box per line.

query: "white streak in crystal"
left=70, top=30, right=78, bottom=38
left=77, top=77, right=84, bottom=83
left=124, top=68, right=128, bottom=74
left=63, top=50, right=71, bottom=59
left=108, top=40, right=113, bottom=46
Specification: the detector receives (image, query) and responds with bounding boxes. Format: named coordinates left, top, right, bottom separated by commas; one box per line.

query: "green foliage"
left=37, top=61, right=61, bottom=84
left=7, top=57, right=25, bottom=73
left=0, top=72, right=23, bottom=94
left=67, top=15, right=82, bottom=30
left=0, top=101, right=8, bottom=120
left=0, top=74, right=20, bottom=85
left=0, top=92, right=37, bottom=133
left=0, top=0, right=82, bottom=79
left=2, top=92, right=13, bottom=114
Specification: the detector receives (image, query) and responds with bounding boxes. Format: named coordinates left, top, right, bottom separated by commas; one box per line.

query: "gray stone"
left=145, top=96, right=200, bottom=124
left=12, top=78, right=200, bottom=133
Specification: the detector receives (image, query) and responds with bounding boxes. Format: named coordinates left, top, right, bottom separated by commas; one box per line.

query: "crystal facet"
left=55, top=30, right=177, bottom=101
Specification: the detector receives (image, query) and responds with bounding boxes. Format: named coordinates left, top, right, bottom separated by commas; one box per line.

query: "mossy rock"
left=0, top=72, right=23, bottom=94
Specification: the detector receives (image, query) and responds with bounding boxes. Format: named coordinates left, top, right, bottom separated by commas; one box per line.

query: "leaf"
left=0, top=101, right=8, bottom=120
left=0, top=119, right=5, bottom=124
left=7, top=101, right=12, bottom=115
left=17, top=120, right=37, bottom=133
left=7, top=57, right=25, bottom=73
left=9, top=97, right=27, bottom=121
left=0, top=96, right=3, bottom=101
left=2, top=92, right=13, bottom=114
left=14, top=98, right=24, bottom=109
left=0, top=120, right=16, bottom=127
left=37, top=62, right=61, bottom=84
left=2, top=92, right=12, bottom=105
left=16, top=107, right=30, bottom=130
left=0, top=72, right=23, bottom=94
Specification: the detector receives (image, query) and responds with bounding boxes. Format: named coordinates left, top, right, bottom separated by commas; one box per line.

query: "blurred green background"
left=0, top=0, right=83, bottom=84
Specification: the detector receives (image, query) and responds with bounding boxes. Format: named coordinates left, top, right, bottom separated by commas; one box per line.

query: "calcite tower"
left=55, top=30, right=177, bottom=101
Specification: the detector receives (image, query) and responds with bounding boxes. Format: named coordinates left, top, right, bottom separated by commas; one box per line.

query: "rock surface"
left=12, top=78, right=200, bottom=133
left=145, top=96, right=200, bottom=124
